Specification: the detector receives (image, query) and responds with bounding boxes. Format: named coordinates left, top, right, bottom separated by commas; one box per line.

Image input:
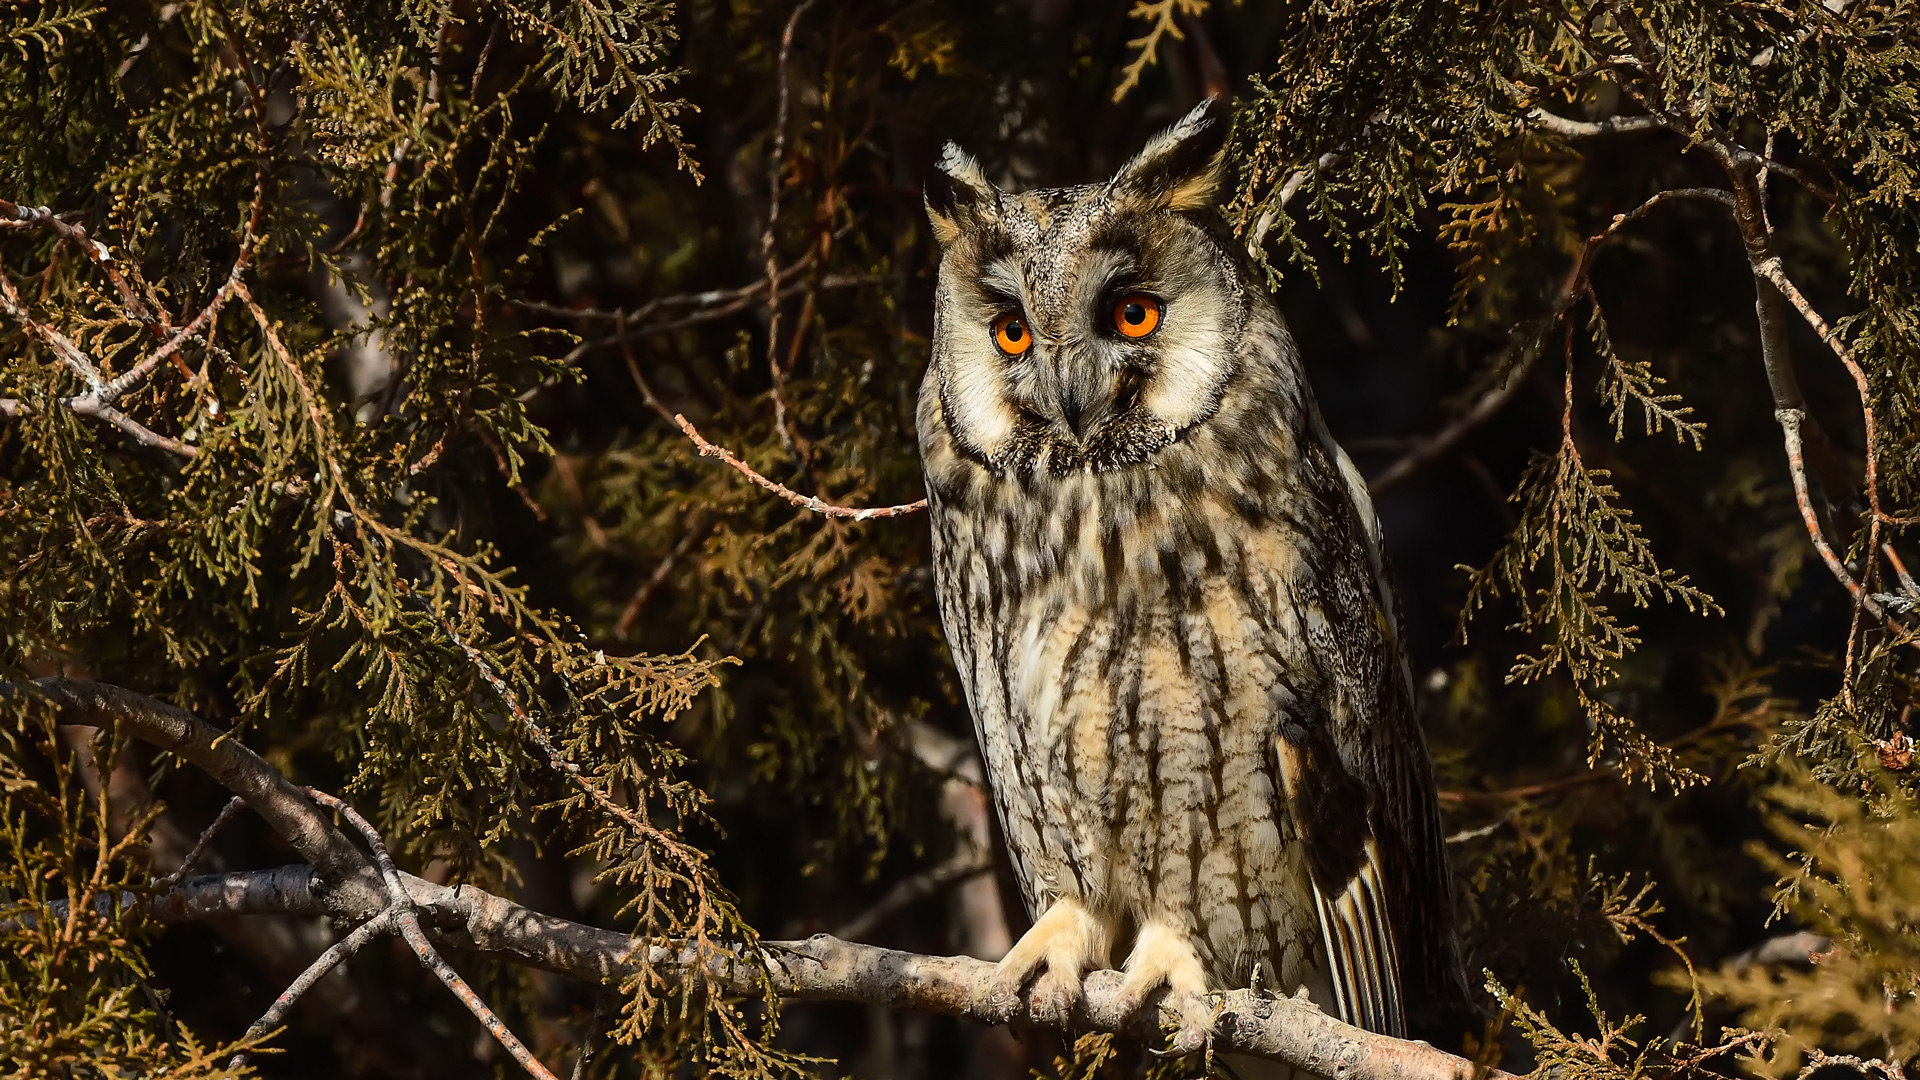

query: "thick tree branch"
left=25, top=678, right=1512, bottom=1080
left=1526, top=108, right=1666, bottom=137
left=18, top=679, right=382, bottom=912
left=133, top=868, right=1508, bottom=1080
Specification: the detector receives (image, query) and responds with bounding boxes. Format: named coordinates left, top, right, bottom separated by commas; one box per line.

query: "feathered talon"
left=987, top=897, right=1107, bottom=1026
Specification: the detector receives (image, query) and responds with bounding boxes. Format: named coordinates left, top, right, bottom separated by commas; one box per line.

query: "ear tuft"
left=925, top=142, right=999, bottom=246
left=1108, top=95, right=1232, bottom=212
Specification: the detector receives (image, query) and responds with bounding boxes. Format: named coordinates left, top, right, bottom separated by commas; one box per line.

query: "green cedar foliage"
left=0, top=0, right=1916, bottom=1077
left=1234, top=1, right=1919, bottom=1076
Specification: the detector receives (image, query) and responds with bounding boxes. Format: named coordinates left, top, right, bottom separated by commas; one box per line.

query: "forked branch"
left=18, top=678, right=1512, bottom=1080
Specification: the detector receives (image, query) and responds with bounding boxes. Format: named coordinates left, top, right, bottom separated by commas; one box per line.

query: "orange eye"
left=992, top=312, right=1033, bottom=356
left=1112, top=294, right=1161, bottom=338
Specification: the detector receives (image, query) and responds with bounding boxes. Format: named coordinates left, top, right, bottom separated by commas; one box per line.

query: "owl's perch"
left=26, top=678, right=1513, bottom=1080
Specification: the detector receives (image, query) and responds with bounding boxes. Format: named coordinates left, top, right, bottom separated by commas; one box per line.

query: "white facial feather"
left=1142, top=290, right=1234, bottom=432
left=934, top=261, right=1020, bottom=461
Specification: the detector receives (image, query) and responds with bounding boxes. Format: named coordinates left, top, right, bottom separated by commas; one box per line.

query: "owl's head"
left=923, top=97, right=1245, bottom=478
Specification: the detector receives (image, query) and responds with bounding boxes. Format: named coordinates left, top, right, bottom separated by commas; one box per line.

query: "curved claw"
left=1116, top=921, right=1215, bottom=1057
left=1142, top=989, right=1215, bottom=1058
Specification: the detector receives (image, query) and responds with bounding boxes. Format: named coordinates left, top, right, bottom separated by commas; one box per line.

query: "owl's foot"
left=1115, top=920, right=1215, bottom=1057
left=988, top=897, right=1109, bottom=1026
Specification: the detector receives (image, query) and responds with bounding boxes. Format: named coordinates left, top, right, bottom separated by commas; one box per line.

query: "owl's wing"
left=1274, top=720, right=1407, bottom=1036
left=1258, top=427, right=1463, bottom=1038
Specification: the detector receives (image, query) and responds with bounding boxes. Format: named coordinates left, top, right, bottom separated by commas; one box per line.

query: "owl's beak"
left=1059, top=386, right=1089, bottom=438
left=1054, top=357, right=1112, bottom=440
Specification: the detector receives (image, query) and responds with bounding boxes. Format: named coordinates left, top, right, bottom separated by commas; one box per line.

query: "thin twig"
left=519, top=253, right=815, bottom=323
left=231, top=908, right=398, bottom=1068
left=762, top=0, right=820, bottom=456
left=833, top=849, right=991, bottom=942
left=617, top=310, right=680, bottom=424
left=556, top=272, right=871, bottom=368
left=1752, top=255, right=1915, bottom=528
left=156, top=796, right=246, bottom=890
left=1884, top=543, right=1920, bottom=599
left=1369, top=188, right=1732, bottom=492
left=614, top=517, right=712, bottom=640
left=1777, top=408, right=1886, bottom=623
left=674, top=413, right=927, bottom=519
left=304, top=788, right=560, bottom=1080
left=570, top=990, right=613, bottom=1080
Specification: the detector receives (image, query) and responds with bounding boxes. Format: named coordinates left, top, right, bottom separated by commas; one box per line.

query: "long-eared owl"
left=916, top=98, right=1467, bottom=1060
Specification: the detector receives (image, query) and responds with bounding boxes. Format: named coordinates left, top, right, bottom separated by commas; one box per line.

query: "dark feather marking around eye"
left=976, top=227, right=1016, bottom=266
left=1085, top=215, right=1151, bottom=268
left=1112, top=368, right=1146, bottom=416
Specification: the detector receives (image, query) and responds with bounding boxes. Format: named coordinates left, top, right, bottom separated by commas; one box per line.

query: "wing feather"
left=1310, top=837, right=1406, bottom=1035
left=1276, top=733, right=1408, bottom=1036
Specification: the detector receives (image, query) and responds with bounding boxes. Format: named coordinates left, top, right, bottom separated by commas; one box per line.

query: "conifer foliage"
left=0, top=1, right=1916, bottom=1077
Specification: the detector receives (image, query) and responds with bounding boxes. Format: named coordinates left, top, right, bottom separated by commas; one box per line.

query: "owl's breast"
left=931, top=467, right=1326, bottom=968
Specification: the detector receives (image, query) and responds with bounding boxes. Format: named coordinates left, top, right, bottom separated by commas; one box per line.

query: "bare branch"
left=520, top=252, right=814, bottom=323
left=19, top=679, right=383, bottom=911
left=1526, top=108, right=1666, bottom=137
left=2, top=394, right=201, bottom=459
left=63, top=394, right=201, bottom=458
left=232, top=908, right=398, bottom=1068
left=1752, top=255, right=1914, bottom=528
left=614, top=516, right=712, bottom=640
left=0, top=260, right=106, bottom=391
left=553, top=272, right=871, bottom=368
left=0, top=195, right=233, bottom=410
left=0, top=196, right=163, bottom=337
left=833, top=850, right=991, bottom=942
left=675, top=412, right=928, bottom=519
left=155, top=796, right=246, bottom=890
left=98, top=270, right=242, bottom=406
left=1885, top=544, right=1920, bottom=599
left=0, top=244, right=205, bottom=457
left=132, top=869, right=1510, bottom=1080
left=762, top=0, right=821, bottom=456
left=30, top=679, right=1517, bottom=1080
left=1776, top=408, right=1890, bottom=623
left=305, top=787, right=559, bottom=1080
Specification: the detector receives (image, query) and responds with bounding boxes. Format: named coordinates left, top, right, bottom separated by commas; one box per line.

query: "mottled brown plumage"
left=916, top=99, right=1466, bottom=1059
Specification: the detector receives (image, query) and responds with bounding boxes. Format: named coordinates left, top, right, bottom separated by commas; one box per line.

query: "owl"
left=916, top=97, right=1467, bottom=1062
